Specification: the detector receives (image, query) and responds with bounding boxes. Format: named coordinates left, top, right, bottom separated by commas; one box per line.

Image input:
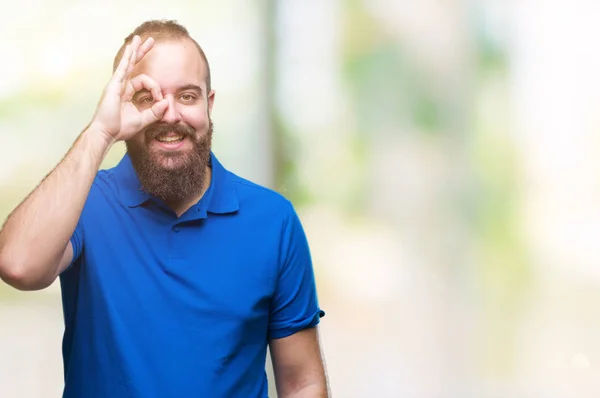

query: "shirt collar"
left=112, top=151, right=239, bottom=215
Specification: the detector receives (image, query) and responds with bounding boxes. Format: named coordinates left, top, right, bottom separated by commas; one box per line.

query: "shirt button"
left=173, top=226, right=180, bottom=233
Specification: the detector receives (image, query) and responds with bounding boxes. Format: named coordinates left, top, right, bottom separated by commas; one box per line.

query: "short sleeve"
left=268, top=205, right=325, bottom=339
left=62, top=218, right=84, bottom=273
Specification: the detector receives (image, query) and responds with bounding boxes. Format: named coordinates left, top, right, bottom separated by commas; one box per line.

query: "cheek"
left=182, top=108, right=209, bottom=131
left=128, top=134, right=147, bottom=148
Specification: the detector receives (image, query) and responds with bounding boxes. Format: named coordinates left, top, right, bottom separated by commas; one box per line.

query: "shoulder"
left=79, top=168, right=121, bottom=212
left=87, top=169, right=117, bottom=196
left=225, top=170, right=296, bottom=217
left=94, top=169, right=114, bottom=185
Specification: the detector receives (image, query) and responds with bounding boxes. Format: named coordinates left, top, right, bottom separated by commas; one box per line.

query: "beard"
left=126, top=119, right=213, bottom=203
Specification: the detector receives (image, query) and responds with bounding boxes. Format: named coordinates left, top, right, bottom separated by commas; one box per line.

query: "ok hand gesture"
left=90, top=35, right=168, bottom=143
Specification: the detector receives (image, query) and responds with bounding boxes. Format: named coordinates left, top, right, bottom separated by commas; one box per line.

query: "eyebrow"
left=179, top=84, right=203, bottom=95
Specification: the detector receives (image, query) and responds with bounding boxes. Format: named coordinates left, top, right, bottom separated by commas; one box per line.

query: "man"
left=0, top=20, right=328, bottom=397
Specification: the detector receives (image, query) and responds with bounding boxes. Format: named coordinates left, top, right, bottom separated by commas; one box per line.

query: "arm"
left=0, top=129, right=113, bottom=290
left=0, top=35, right=168, bottom=290
left=270, top=327, right=329, bottom=398
left=268, top=204, right=328, bottom=396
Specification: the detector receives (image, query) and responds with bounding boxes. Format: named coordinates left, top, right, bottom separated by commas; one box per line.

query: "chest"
left=79, top=204, right=281, bottom=331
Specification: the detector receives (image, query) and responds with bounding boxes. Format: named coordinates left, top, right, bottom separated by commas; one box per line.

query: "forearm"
left=0, top=127, right=113, bottom=288
left=276, top=366, right=329, bottom=398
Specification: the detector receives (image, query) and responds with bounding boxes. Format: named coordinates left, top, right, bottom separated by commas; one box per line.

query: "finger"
left=141, top=99, right=169, bottom=126
left=136, top=37, right=155, bottom=63
left=111, top=45, right=132, bottom=84
left=123, top=74, right=163, bottom=102
left=127, top=36, right=142, bottom=76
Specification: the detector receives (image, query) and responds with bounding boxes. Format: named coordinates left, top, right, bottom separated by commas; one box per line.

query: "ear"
left=207, top=89, right=216, bottom=114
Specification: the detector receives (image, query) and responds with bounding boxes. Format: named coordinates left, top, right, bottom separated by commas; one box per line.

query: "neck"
left=167, top=165, right=212, bottom=217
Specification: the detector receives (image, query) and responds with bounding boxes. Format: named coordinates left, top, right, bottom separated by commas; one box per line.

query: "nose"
left=160, top=95, right=182, bottom=124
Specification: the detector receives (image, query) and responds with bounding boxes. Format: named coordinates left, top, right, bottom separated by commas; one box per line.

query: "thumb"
left=141, top=99, right=168, bottom=126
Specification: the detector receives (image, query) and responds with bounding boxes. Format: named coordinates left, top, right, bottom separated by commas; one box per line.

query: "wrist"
left=76, top=125, right=116, bottom=164
left=84, top=124, right=117, bottom=148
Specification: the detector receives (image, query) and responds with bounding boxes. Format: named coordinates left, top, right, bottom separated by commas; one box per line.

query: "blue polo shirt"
left=59, top=152, right=324, bottom=398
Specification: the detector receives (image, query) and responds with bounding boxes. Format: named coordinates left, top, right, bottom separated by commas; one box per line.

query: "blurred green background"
left=3, top=0, right=600, bottom=397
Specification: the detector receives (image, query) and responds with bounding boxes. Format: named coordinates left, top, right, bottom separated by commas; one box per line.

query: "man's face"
left=125, top=39, right=215, bottom=202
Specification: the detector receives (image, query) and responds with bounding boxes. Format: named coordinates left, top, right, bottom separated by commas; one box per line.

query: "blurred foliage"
left=0, top=88, right=66, bottom=119
left=468, top=19, right=532, bottom=377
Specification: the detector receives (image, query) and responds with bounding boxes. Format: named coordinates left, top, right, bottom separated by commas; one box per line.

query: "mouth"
left=153, top=133, right=187, bottom=150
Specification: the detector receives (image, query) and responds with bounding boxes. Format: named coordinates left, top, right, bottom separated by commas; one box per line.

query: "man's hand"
left=0, top=37, right=166, bottom=290
left=90, top=35, right=168, bottom=144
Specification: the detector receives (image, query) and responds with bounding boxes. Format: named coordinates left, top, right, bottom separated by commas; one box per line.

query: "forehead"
left=132, top=39, right=207, bottom=93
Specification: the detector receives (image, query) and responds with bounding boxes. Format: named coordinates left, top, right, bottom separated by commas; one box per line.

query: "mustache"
left=143, top=123, right=196, bottom=141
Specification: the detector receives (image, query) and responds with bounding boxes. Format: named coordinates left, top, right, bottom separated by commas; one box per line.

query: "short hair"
left=112, top=20, right=212, bottom=92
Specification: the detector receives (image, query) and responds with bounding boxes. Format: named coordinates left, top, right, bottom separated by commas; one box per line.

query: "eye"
left=137, top=96, right=154, bottom=104
left=180, top=94, right=196, bottom=102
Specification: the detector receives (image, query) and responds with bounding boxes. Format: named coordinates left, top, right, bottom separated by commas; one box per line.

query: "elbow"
left=0, top=252, right=53, bottom=291
left=279, top=382, right=328, bottom=398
